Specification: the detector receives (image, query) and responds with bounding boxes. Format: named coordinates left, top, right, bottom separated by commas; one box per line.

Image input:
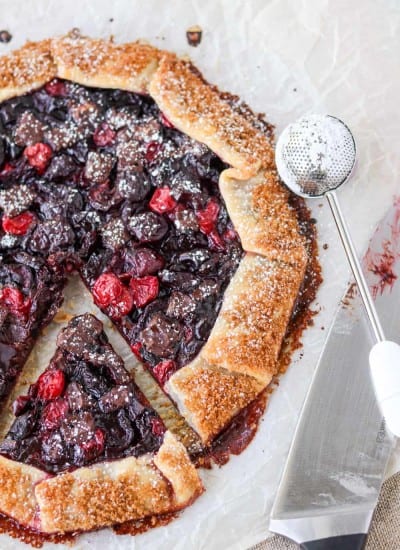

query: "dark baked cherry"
left=115, top=168, right=151, bottom=201
left=2, top=211, right=35, bottom=235
left=12, top=395, right=30, bottom=416
left=93, top=122, right=116, bottom=147
left=129, top=276, right=159, bottom=308
left=23, top=142, right=53, bottom=173
left=9, top=410, right=37, bottom=440
left=41, top=431, right=66, bottom=464
left=45, top=79, right=67, bottom=97
left=152, top=360, right=177, bottom=385
left=46, top=154, right=77, bottom=179
left=149, top=187, right=177, bottom=214
left=37, top=369, right=66, bottom=401
left=127, top=212, right=168, bottom=243
left=140, top=312, right=183, bottom=358
left=124, top=247, right=165, bottom=277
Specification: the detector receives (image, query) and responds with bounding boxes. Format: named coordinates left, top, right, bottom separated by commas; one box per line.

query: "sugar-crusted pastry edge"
left=0, top=455, right=47, bottom=529
left=0, top=33, right=310, bottom=446
left=51, top=33, right=161, bottom=94
left=0, top=39, right=57, bottom=102
left=0, top=432, right=202, bottom=533
left=166, top=358, right=265, bottom=445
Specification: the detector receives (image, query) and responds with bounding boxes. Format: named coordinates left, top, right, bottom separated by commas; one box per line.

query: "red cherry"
left=208, top=229, right=226, bottom=251
left=12, top=395, right=30, bottom=416
left=37, top=369, right=66, bottom=401
left=0, top=162, right=14, bottom=176
left=145, top=141, right=161, bottom=163
left=42, top=398, right=69, bottom=430
left=24, top=143, right=53, bottom=174
left=129, top=276, right=159, bottom=308
left=149, top=187, right=177, bottom=214
left=160, top=113, right=175, bottom=128
left=45, top=79, right=66, bottom=97
left=108, top=287, right=134, bottom=319
left=223, top=227, right=238, bottom=241
left=92, top=273, right=124, bottom=308
left=153, top=360, right=177, bottom=385
left=0, top=287, right=32, bottom=319
left=131, top=342, right=143, bottom=360
left=2, top=211, right=35, bottom=235
left=151, top=417, right=166, bottom=436
left=81, top=427, right=105, bottom=458
left=93, top=122, right=116, bottom=147
left=196, top=198, right=220, bottom=235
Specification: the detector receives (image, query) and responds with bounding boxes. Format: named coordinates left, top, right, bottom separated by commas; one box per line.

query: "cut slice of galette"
left=0, top=30, right=315, bottom=461
left=0, top=313, right=202, bottom=533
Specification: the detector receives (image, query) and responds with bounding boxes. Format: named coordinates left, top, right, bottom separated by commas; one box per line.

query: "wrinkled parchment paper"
left=0, top=0, right=399, bottom=548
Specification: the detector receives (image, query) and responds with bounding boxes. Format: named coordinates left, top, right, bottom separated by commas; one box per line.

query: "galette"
left=0, top=31, right=316, bottom=536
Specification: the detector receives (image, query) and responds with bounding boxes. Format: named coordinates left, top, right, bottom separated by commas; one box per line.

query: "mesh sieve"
left=275, top=114, right=356, bottom=198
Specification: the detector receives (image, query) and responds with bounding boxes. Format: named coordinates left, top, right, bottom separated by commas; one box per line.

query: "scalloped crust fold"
left=0, top=432, right=202, bottom=534
left=0, top=33, right=310, bottom=448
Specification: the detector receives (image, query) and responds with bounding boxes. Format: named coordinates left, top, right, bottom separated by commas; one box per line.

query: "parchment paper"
left=0, top=0, right=399, bottom=548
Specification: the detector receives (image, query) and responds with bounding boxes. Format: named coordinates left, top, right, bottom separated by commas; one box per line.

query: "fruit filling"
left=0, top=314, right=165, bottom=473
left=0, top=79, right=243, bottom=400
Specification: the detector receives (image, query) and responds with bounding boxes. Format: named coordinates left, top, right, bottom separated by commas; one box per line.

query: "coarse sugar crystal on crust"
left=52, top=32, right=161, bottom=93
left=35, top=432, right=202, bottom=534
left=166, top=359, right=264, bottom=445
left=219, top=169, right=308, bottom=267
left=0, top=39, right=57, bottom=102
left=201, top=253, right=306, bottom=385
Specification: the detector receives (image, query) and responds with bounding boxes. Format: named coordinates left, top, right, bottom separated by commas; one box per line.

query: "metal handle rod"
left=326, top=190, right=385, bottom=343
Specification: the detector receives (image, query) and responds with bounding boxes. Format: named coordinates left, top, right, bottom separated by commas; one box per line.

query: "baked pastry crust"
left=0, top=431, right=202, bottom=533
left=0, top=32, right=310, bottom=449
left=0, top=39, right=57, bottom=102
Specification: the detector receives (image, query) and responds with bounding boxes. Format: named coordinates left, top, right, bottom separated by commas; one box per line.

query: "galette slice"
left=0, top=313, right=202, bottom=534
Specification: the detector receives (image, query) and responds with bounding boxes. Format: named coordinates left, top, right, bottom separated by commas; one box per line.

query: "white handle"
left=370, top=340, right=400, bottom=436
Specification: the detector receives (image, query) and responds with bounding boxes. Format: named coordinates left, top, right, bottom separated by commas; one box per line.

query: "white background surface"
left=0, top=0, right=399, bottom=548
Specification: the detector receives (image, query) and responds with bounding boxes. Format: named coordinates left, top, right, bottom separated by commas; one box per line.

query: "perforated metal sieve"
left=275, top=114, right=356, bottom=197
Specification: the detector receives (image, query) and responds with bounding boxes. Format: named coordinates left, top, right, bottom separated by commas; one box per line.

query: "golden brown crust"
left=149, top=53, right=274, bottom=178
left=153, top=431, right=203, bottom=505
left=0, top=456, right=47, bottom=528
left=202, top=253, right=306, bottom=384
left=166, top=359, right=264, bottom=445
left=220, top=169, right=308, bottom=267
left=34, top=431, right=202, bottom=533
left=0, top=39, right=57, bottom=102
left=52, top=32, right=161, bottom=93
left=0, top=434, right=201, bottom=533
left=35, top=455, right=171, bottom=533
